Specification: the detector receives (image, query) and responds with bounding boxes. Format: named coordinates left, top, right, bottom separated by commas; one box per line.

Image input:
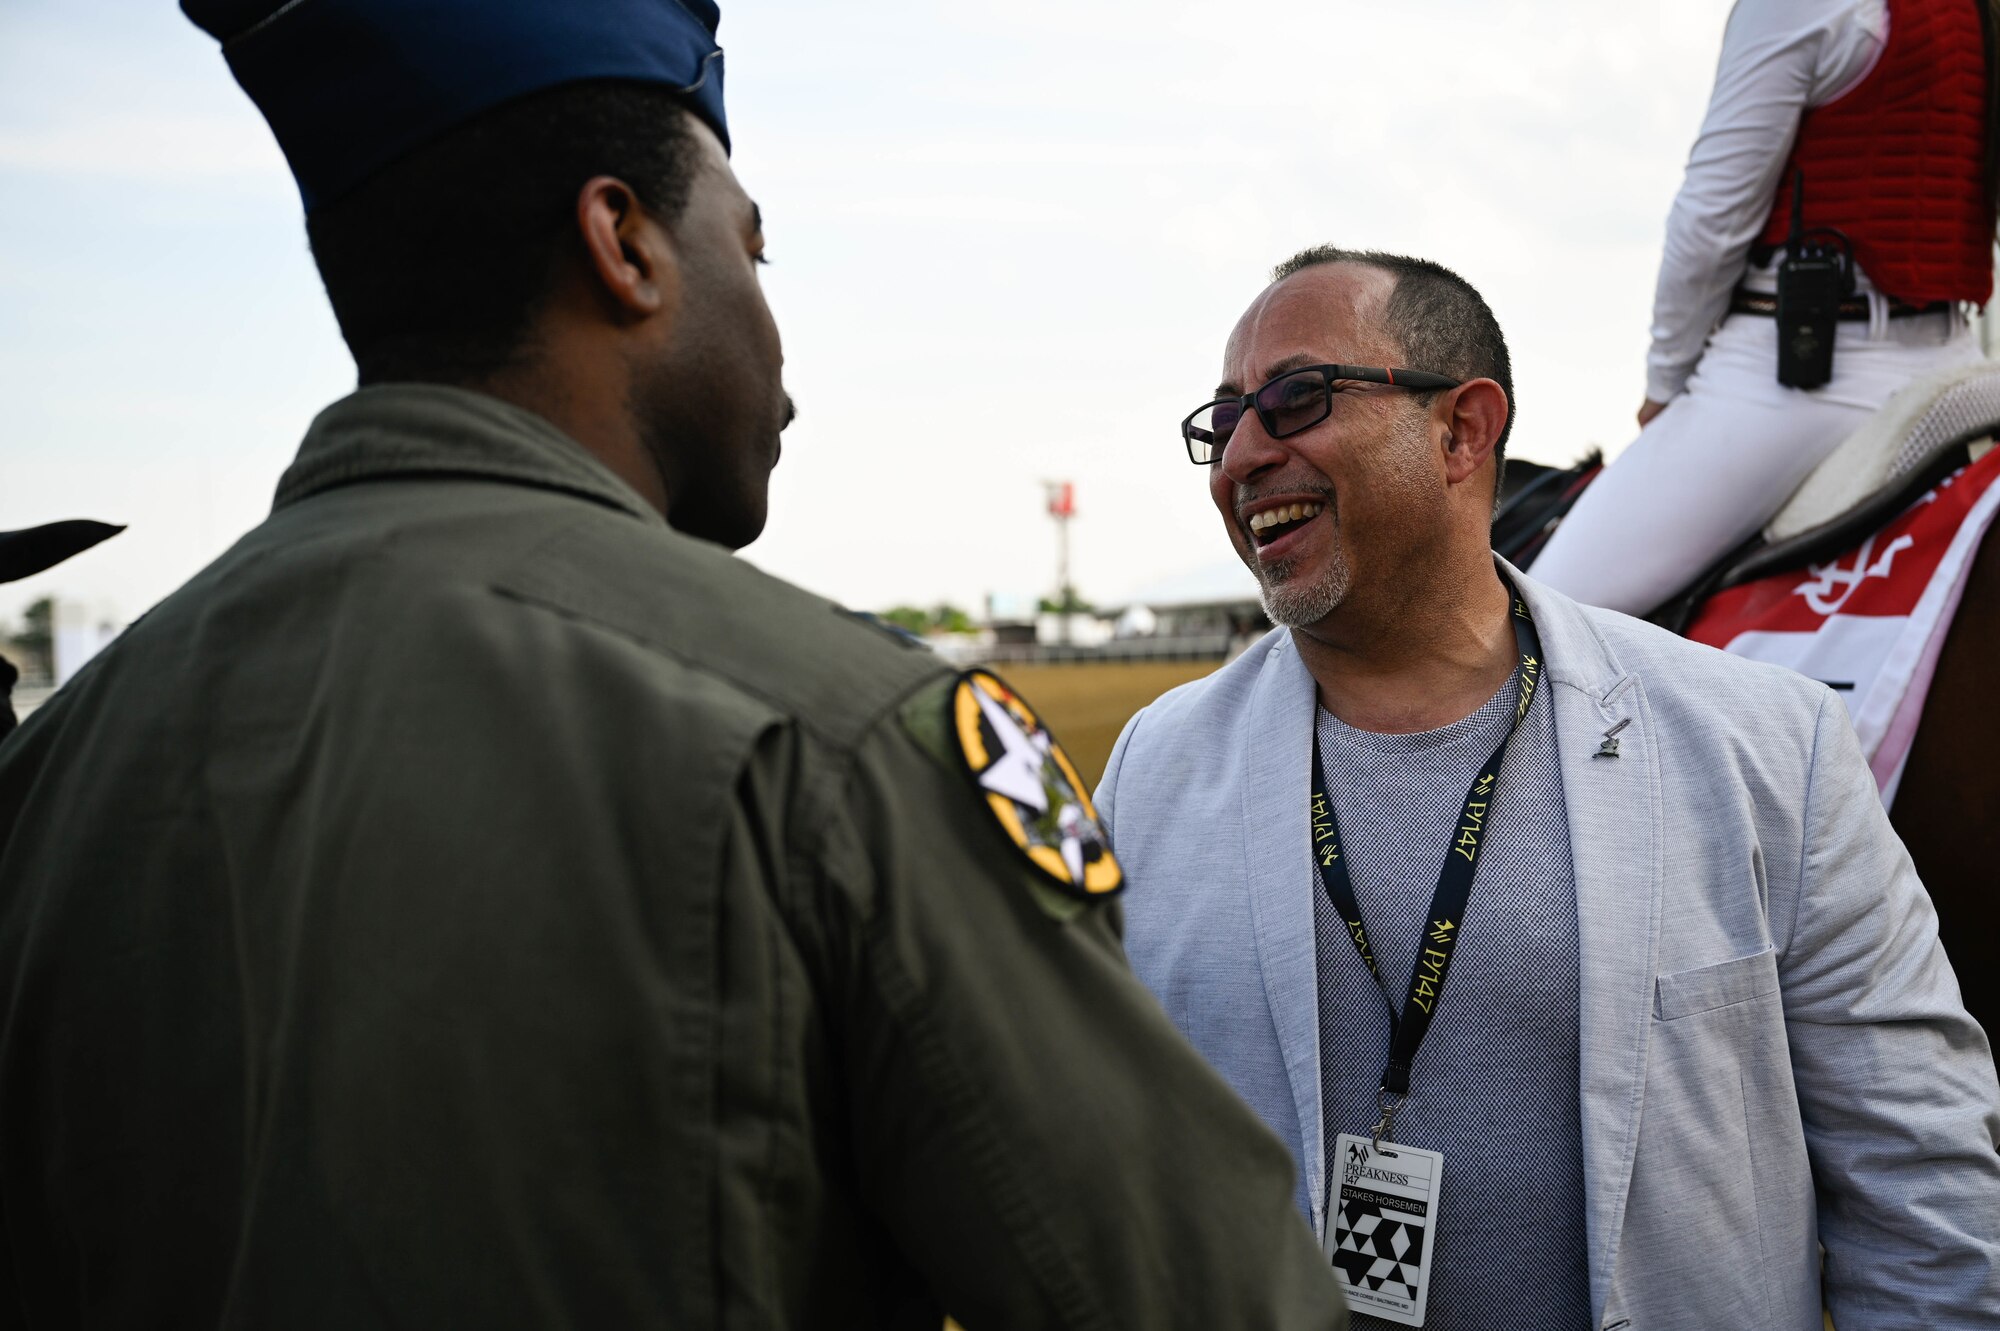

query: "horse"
left=0, top=519, right=122, bottom=742
left=1494, top=370, right=2000, bottom=1032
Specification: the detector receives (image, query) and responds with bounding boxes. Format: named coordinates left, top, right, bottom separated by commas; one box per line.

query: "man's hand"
left=1637, top=399, right=1669, bottom=429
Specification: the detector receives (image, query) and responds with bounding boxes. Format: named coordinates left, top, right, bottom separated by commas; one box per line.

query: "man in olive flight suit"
left=0, top=3, right=1344, bottom=1329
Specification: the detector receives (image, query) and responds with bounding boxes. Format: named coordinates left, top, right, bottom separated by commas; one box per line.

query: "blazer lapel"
left=1236, top=635, right=1330, bottom=1233
left=1514, top=568, right=1663, bottom=1321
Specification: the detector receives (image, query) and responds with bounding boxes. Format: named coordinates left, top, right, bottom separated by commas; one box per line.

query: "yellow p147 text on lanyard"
left=1315, top=587, right=1543, bottom=1328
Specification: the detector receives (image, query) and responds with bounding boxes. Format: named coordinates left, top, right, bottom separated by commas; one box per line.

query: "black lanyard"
left=1309, top=589, right=1543, bottom=1115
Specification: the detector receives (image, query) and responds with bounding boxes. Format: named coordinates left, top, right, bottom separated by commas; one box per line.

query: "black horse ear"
left=0, top=521, right=123, bottom=585
left=180, top=0, right=293, bottom=43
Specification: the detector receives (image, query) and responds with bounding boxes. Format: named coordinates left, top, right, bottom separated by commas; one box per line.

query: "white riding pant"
left=1531, top=307, right=1981, bottom=615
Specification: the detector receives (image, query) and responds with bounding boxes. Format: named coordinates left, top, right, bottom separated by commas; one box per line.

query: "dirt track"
left=996, top=659, right=1221, bottom=791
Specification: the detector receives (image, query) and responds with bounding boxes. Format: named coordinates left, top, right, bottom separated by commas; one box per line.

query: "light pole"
left=1042, top=480, right=1075, bottom=644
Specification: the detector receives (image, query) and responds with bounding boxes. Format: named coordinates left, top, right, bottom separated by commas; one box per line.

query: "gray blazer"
left=1098, top=567, right=2000, bottom=1331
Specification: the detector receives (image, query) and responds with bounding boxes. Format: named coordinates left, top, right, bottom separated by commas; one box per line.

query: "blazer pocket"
left=1654, top=947, right=1779, bottom=1021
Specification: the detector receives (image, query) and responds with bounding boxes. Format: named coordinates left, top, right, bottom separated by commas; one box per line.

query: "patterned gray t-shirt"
left=1313, top=670, right=1591, bottom=1330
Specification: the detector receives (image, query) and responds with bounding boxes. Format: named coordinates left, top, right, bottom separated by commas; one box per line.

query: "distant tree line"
left=880, top=604, right=976, bottom=636
left=1037, top=590, right=1094, bottom=616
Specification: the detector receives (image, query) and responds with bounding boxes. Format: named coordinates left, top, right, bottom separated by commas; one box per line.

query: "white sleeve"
left=1645, top=0, right=1887, bottom=403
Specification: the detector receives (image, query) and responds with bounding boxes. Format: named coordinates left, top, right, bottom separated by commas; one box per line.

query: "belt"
left=1729, top=290, right=1951, bottom=321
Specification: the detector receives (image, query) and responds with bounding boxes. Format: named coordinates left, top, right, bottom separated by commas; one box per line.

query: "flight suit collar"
left=274, top=383, right=666, bottom=526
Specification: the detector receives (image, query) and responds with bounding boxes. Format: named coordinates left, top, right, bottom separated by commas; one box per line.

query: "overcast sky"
left=0, top=0, right=1740, bottom=629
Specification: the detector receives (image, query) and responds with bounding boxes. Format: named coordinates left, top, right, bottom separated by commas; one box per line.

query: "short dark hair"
left=306, top=81, right=702, bottom=386
left=1271, top=246, right=1515, bottom=490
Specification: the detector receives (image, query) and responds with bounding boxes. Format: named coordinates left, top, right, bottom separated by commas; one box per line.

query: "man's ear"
left=574, top=175, right=682, bottom=322
left=1440, top=378, right=1508, bottom=487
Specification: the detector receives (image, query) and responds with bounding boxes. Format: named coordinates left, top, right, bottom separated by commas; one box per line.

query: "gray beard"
left=1254, top=546, right=1352, bottom=628
left=1234, top=498, right=1352, bottom=628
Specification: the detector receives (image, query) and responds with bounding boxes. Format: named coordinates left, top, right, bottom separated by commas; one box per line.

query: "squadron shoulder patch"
left=949, top=669, right=1123, bottom=900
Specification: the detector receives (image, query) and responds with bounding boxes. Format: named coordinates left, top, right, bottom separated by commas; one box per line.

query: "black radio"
left=1773, top=169, right=1854, bottom=389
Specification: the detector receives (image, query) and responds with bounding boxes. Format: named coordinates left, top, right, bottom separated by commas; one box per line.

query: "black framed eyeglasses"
left=1182, top=364, right=1463, bottom=465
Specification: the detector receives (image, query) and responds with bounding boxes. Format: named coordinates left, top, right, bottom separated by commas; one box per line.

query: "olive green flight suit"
left=0, top=386, right=1343, bottom=1330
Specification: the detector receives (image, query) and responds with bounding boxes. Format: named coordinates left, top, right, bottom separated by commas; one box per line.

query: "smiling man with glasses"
left=1097, top=245, right=2000, bottom=1330
left=1181, top=357, right=1469, bottom=629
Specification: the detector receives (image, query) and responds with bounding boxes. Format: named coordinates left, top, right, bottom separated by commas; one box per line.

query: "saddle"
left=1743, top=361, right=2000, bottom=566
left=1655, top=361, right=2000, bottom=630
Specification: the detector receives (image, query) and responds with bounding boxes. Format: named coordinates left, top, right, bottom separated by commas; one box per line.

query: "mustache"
left=1233, top=482, right=1334, bottom=522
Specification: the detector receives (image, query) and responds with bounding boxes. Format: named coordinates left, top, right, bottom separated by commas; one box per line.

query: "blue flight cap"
left=181, top=0, right=728, bottom=213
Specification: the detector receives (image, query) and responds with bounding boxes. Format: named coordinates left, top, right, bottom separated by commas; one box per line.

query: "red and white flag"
left=1687, top=447, right=2000, bottom=806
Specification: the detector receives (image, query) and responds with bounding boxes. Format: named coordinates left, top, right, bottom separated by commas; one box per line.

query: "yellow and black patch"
left=949, top=669, right=1123, bottom=901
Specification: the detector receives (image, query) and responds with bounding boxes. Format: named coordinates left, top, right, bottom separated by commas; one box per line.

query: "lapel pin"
left=1595, top=718, right=1630, bottom=759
